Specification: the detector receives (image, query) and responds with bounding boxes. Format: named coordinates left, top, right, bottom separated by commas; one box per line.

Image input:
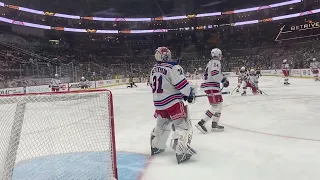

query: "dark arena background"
left=0, top=0, right=320, bottom=180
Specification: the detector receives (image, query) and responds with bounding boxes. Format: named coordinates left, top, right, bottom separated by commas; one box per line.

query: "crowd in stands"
left=0, top=19, right=319, bottom=88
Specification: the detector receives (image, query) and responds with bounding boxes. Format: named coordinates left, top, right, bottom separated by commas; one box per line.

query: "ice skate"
left=151, top=147, right=165, bottom=155
left=195, top=120, right=208, bottom=134
left=241, top=91, right=247, bottom=96
left=211, top=122, right=224, bottom=132
left=176, top=145, right=197, bottom=164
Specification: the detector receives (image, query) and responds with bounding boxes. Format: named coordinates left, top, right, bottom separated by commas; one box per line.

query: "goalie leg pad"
left=172, top=114, right=196, bottom=163
left=150, top=117, right=172, bottom=155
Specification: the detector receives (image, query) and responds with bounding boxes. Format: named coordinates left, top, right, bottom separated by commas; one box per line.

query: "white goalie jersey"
left=200, top=59, right=223, bottom=92
left=150, top=62, right=192, bottom=110
left=50, top=78, right=61, bottom=88
left=79, top=80, right=90, bottom=87
left=310, top=61, right=319, bottom=70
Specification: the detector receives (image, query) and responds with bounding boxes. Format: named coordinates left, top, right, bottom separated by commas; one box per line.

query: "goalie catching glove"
left=221, top=77, right=229, bottom=88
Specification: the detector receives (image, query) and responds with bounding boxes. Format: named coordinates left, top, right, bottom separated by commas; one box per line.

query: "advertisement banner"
left=26, top=85, right=51, bottom=93
left=0, top=87, right=24, bottom=95
left=290, top=69, right=301, bottom=77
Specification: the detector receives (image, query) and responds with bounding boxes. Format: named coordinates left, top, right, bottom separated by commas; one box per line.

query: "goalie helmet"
left=313, top=58, right=316, bottom=61
left=155, top=47, right=172, bottom=62
left=211, top=48, right=222, bottom=60
left=240, top=67, right=246, bottom=71
left=250, top=69, right=255, bottom=74
left=283, top=59, right=287, bottom=63
left=81, top=76, right=85, bottom=80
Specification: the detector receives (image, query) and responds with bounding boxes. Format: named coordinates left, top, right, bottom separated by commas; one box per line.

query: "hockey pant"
left=312, top=69, right=319, bottom=81
left=242, top=81, right=258, bottom=94
left=282, top=69, right=289, bottom=83
left=51, top=87, right=60, bottom=92
left=150, top=107, right=193, bottom=156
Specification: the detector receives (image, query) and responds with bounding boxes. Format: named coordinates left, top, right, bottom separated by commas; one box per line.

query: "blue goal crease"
left=12, top=151, right=149, bottom=180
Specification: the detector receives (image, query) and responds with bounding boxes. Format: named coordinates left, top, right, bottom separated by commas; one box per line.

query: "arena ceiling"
left=5, top=0, right=286, bottom=17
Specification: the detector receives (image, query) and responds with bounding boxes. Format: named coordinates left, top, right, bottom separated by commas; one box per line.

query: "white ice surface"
left=111, top=77, right=320, bottom=180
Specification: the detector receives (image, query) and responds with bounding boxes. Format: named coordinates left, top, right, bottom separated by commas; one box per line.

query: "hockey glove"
left=183, top=87, right=196, bottom=104
left=221, top=77, right=229, bottom=88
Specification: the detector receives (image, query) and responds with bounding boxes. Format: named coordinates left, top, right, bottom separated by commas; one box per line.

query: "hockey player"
left=282, top=59, right=290, bottom=85
left=127, top=76, right=138, bottom=88
left=236, top=67, right=248, bottom=93
left=310, top=58, right=319, bottom=81
left=49, top=74, right=61, bottom=92
left=195, top=48, right=229, bottom=133
left=147, top=75, right=151, bottom=86
left=256, top=67, right=261, bottom=78
left=79, top=76, right=90, bottom=89
left=150, top=46, right=196, bottom=164
left=241, top=69, right=259, bottom=96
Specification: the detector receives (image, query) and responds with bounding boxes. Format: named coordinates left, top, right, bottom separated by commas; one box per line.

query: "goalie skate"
left=150, top=134, right=165, bottom=155
left=176, top=146, right=197, bottom=164
left=151, top=147, right=165, bottom=155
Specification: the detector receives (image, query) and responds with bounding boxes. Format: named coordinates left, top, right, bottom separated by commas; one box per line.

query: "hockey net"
left=0, top=90, right=117, bottom=180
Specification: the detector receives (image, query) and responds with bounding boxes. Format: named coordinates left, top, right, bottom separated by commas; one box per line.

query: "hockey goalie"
left=195, top=48, right=229, bottom=133
left=49, top=74, right=62, bottom=92
left=79, top=76, right=90, bottom=89
left=150, top=46, right=196, bottom=164
left=310, top=58, right=319, bottom=81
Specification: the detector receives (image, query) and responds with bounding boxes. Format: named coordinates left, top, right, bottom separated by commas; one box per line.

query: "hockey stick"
left=195, top=88, right=229, bottom=98
left=278, top=77, right=283, bottom=83
left=230, top=86, right=239, bottom=95
left=258, top=89, right=268, bottom=96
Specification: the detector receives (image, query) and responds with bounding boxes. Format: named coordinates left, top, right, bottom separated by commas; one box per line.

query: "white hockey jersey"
left=310, top=61, right=319, bottom=70
left=50, top=78, right=61, bottom=88
left=282, top=63, right=289, bottom=70
left=238, top=70, right=249, bottom=82
left=79, top=79, right=90, bottom=87
left=150, top=62, right=192, bottom=110
left=200, top=59, right=223, bottom=92
left=247, top=74, right=259, bottom=86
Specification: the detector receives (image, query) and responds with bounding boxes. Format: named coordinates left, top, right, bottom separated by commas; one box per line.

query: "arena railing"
left=0, top=0, right=302, bottom=22
left=0, top=8, right=319, bottom=34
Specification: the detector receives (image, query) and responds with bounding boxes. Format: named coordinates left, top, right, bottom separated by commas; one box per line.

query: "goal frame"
left=0, top=89, right=118, bottom=180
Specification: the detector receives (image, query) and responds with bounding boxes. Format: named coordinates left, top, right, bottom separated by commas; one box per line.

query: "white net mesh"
left=0, top=90, right=117, bottom=180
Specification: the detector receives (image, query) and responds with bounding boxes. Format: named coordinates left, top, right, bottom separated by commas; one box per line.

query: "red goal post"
left=0, top=89, right=118, bottom=180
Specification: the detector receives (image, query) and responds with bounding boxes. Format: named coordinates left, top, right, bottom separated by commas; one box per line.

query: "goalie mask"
left=155, top=47, right=172, bottom=62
